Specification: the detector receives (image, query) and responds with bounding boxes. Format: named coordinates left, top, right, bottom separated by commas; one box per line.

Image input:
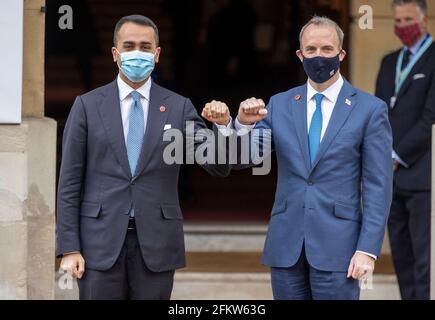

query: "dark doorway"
left=45, top=0, right=350, bottom=222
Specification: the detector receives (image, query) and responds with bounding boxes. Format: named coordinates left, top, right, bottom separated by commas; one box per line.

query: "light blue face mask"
left=116, top=49, right=156, bottom=83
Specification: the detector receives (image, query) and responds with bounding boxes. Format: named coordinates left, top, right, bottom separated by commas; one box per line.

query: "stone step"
left=183, top=222, right=394, bottom=274
left=55, top=272, right=401, bottom=300
left=184, top=222, right=268, bottom=252
left=54, top=222, right=396, bottom=299
left=183, top=252, right=395, bottom=274
left=172, top=273, right=401, bottom=300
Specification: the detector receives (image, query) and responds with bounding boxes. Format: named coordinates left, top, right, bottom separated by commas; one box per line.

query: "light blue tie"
left=127, top=91, right=144, bottom=218
left=127, top=91, right=144, bottom=176
left=308, top=93, right=324, bottom=166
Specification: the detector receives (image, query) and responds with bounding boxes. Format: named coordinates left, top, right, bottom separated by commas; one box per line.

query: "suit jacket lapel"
left=134, top=82, right=170, bottom=178
left=310, top=80, right=357, bottom=172
left=396, top=44, right=434, bottom=100
left=291, top=85, right=311, bottom=174
left=97, top=80, right=132, bottom=179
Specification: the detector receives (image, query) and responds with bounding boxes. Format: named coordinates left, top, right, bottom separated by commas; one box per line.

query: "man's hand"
left=347, top=252, right=375, bottom=281
left=201, top=100, right=231, bottom=126
left=60, top=252, right=85, bottom=279
left=238, top=98, right=268, bottom=125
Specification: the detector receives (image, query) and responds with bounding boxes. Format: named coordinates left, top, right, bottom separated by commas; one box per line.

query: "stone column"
left=0, top=0, right=56, bottom=299
left=432, top=125, right=435, bottom=300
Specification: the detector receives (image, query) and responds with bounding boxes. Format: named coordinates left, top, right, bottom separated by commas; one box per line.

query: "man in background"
left=376, top=0, right=435, bottom=300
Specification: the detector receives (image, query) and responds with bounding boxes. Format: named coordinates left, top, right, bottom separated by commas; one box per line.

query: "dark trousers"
left=78, top=229, right=175, bottom=300
left=271, top=246, right=360, bottom=300
left=388, top=186, right=431, bottom=300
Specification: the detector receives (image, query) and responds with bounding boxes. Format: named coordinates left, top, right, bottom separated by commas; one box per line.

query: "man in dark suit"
left=56, top=15, right=231, bottom=300
left=375, top=0, right=435, bottom=300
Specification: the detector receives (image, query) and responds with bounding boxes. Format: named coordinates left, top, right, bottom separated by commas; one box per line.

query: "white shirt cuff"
left=234, top=117, right=256, bottom=136
left=392, top=150, right=409, bottom=168
left=356, top=250, right=377, bottom=260
left=214, top=118, right=234, bottom=137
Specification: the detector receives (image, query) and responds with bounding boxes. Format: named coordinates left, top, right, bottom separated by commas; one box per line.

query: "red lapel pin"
left=160, top=106, right=166, bottom=113
left=295, top=95, right=301, bottom=101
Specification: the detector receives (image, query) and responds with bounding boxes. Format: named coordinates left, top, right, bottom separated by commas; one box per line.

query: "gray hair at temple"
left=392, top=0, right=428, bottom=15
left=299, top=16, right=344, bottom=49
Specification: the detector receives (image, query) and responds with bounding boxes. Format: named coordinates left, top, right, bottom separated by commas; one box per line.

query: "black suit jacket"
left=376, top=42, right=435, bottom=191
left=56, top=80, right=230, bottom=272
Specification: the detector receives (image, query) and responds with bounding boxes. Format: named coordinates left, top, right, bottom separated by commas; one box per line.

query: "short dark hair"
left=113, top=14, right=159, bottom=47
left=392, top=0, right=428, bottom=15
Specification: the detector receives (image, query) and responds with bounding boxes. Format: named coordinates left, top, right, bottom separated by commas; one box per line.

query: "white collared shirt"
left=406, top=32, right=429, bottom=57
left=306, top=75, right=344, bottom=140
left=117, top=75, right=151, bottom=145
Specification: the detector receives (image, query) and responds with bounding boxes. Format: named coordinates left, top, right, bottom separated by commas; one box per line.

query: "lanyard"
left=395, top=35, right=433, bottom=95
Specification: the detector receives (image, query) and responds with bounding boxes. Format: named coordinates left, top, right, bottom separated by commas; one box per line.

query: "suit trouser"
left=270, top=246, right=360, bottom=300
left=77, top=229, right=175, bottom=300
left=388, top=186, right=431, bottom=300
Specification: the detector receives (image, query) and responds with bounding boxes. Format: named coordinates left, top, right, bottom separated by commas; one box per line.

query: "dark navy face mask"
left=302, top=54, right=341, bottom=84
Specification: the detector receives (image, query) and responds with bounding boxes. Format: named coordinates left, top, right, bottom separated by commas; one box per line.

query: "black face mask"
left=302, top=54, right=341, bottom=84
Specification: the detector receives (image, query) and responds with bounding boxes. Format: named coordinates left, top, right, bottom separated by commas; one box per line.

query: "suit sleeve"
left=56, top=96, right=87, bottom=257
left=395, top=69, right=435, bottom=166
left=232, top=97, right=275, bottom=171
left=357, top=101, right=393, bottom=257
left=182, top=98, right=231, bottom=177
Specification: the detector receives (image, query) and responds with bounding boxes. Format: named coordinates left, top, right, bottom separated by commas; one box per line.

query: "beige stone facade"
left=23, top=0, right=45, bottom=118
left=0, top=0, right=56, bottom=299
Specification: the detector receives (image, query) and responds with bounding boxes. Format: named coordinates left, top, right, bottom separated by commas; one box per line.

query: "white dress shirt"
left=306, top=75, right=344, bottom=139
left=117, top=75, right=151, bottom=145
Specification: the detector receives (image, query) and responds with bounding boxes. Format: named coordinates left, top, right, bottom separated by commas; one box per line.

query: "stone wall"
left=0, top=118, right=57, bottom=299
left=0, top=0, right=57, bottom=299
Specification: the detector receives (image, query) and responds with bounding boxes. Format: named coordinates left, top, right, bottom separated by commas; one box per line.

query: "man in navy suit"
left=204, top=16, right=393, bottom=300
left=56, top=15, right=231, bottom=300
left=376, top=0, right=435, bottom=300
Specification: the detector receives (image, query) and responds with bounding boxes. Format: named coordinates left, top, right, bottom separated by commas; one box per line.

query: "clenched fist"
left=60, top=252, right=85, bottom=279
left=238, top=97, right=268, bottom=125
left=201, top=100, right=231, bottom=126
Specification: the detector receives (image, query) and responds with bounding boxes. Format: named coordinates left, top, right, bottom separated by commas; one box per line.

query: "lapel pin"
left=345, top=99, right=352, bottom=106
left=295, top=95, right=301, bottom=101
left=160, top=106, right=166, bottom=113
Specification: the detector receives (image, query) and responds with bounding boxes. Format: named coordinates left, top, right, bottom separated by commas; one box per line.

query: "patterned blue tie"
left=127, top=91, right=144, bottom=176
left=308, top=93, right=324, bottom=166
left=127, top=91, right=144, bottom=218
